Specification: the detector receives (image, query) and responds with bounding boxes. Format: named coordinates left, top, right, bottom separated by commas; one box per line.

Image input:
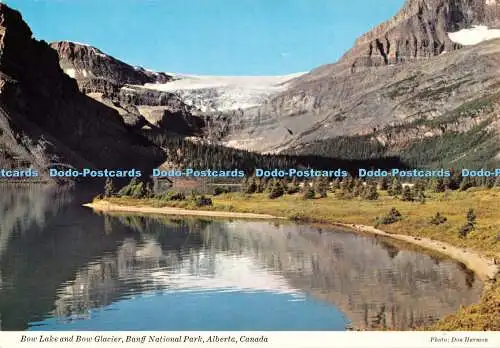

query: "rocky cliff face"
left=340, top=0, right=500, bottom=70
left=0, top=4, right=164, bottom=177
left=50, top=41, right=172, bottom=93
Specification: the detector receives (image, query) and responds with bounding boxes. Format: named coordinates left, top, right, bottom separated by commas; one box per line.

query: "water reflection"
left=0, top=187, right=483, bottom=330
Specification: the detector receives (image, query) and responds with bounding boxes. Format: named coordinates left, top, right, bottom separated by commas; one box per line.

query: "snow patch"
left=448, top=25, right=500, bottom=46
left=81, top=69, right=93, bottom=78
left=68, top=41, right=90, bottom=47
left=64, top=68, right=76, bottom=78
left=63, top=68, right=93, bottom=79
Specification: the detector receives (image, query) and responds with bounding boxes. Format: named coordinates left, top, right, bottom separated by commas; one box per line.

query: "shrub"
left=130, top=182, right=146, bottom=198
left=433, top=178, right=446, bottom=193
left=155, top=193, right=171, bottom=201
left=401, top=186, right=414, bottom=201
left=375, top=208, right=402, bottom=227
left=363, top=184, right=379, bottom=200
left=117, top=178, right=137, bottom=197
left=315, top=178, right=329, bottom=198
left=331, top=178, right=341, bottom=191
left=458, top=223, right=474, bottom=238
left=268, top=181, right=285, bottom=199
left=170, top=192, right=186, bottom=201
left=195, top=195, right=213, bottom=207
left=430, top=212, right=447, bottom=225
left=288, top=212, right=312, bottom=222
left=303, top=187, right=315, bottom=200
left=213, top=186, right=230, bottom=196
left=458, top=209, right=476, bottom=238
left=242, top=177, right=257, bottom=194
left=286, top=183, right=300, bottom=194
left=459, top=177, right=473, bottom=191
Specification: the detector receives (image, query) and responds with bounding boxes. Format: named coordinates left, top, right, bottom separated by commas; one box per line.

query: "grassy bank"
left=92, top=188, right=499, bottom=330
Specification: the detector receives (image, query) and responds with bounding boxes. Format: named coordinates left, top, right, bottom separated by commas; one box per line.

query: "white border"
left=0, top=332, right=498, bottom=348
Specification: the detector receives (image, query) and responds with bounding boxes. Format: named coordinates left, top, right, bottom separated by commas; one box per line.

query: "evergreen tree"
left=131, top=181, right=146, bottom=198
left=414, top=179, right=426, bottom=193
left=484, top=177, right=495, bottom=189
left=467, top=208, right=476, bottom=226
left=342, top=176, right=354, bottom=191
left=117, top=177, right=138, bottom=197
left=448, top=170, right=462, bottom=190
left=389, top=177, right=403, bottom=196
left=240, top=177, right=249, bottom=192
left=363, top=183, right=379, bottom=200
left=104, top=178, right=115, bottom=198
left=433, top=178, right=446, bottom=193
left=352, top=179, right=363, bottom=197
left=379, top=176, right=389, bottom=191
left=495, top=176, right=500, bottom=188
left=443, top=176, right=452, bottom=191
left=316, top=177, right=329, bottom=198
left=414, top=187, right=426, bottom=204
left=458, top=209, right=476, bottom=238
left=268, top=180, right=285, bottom=199
left=144, top=182, right=154, bottom=198
left=265, top=179, right=275, bottom=192
left=256, top=178, right=265, bottom=193
left=401, top=186, right=414, bottom=201
left=243, top=177, right=257, bottom=194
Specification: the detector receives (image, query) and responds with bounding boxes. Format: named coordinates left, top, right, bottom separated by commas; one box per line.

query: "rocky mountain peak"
left=0, top=3, right=33, bottom=59
left=50, top=41, right=172, bottom=94
left=340, top=0, right=500, bottom=71
left=0, top=4, right=72, bottom=91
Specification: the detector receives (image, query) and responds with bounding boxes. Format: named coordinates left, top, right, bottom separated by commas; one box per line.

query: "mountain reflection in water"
left=0, top=186, right=482, bottom=330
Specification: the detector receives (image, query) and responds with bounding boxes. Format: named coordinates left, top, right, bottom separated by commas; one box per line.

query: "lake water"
left=0, top=185, right=483, bottom=331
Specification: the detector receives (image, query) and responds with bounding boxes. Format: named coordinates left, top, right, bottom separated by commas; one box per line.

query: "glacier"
left=132, top=72, right=306, bottom=112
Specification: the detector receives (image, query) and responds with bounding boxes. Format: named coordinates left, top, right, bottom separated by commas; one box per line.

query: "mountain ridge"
left=0, top=4, right=165, bottom=180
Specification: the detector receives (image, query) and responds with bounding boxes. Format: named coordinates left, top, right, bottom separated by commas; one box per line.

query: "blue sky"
left=5, top=0, right=405, bottom=75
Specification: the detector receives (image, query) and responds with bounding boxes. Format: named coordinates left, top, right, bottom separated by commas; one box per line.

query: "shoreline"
left=84, top=201, right=285, bottom=220
left=84, top=200, right=498, bottom=282
left=333, top=223, right=498, bottom=282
